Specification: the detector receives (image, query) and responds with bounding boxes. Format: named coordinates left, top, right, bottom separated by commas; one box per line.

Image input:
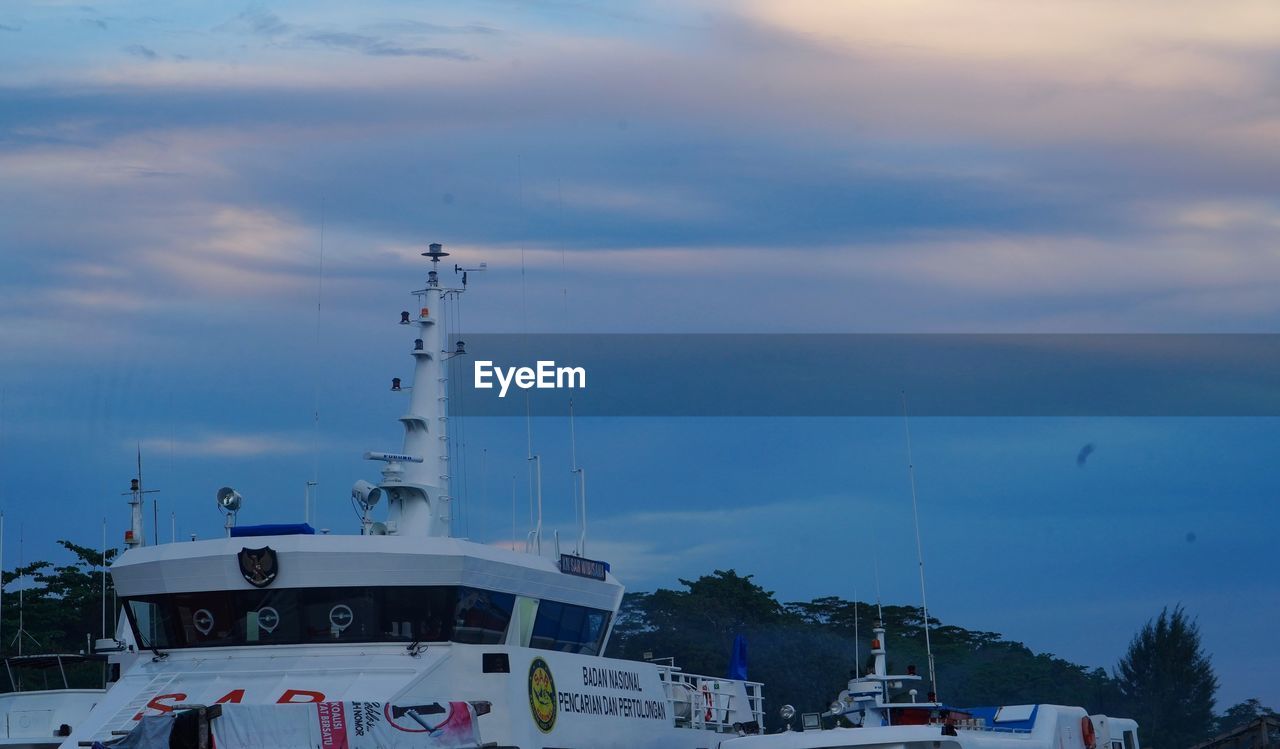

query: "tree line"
left=0, top=547, right=1274, bottom=749
left=606, top=569, right=1276, bottom=749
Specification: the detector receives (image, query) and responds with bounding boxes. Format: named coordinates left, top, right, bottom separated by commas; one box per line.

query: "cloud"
left=123, top=44, right=158, bottom=60
left=221, top=5, right=291, bottom=37
left=301, top=32, right=474, bottom=60
left=211, top=7, right=478, bottom=61
left=364, top=20, right=499, bottom=36
left=139, top=432, right=312, bottom=457
left=0, top=23, right=20, bottom=32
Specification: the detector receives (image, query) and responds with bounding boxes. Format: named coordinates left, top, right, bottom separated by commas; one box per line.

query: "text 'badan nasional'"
left=558, top=667, right=668, bottom=721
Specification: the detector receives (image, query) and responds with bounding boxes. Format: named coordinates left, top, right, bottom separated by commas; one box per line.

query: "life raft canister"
left=1082, top=716, right=1098, bottom=749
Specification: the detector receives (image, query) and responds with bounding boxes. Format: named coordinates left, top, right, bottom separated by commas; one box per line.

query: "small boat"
left=718, top=618, right=1140, bottom=749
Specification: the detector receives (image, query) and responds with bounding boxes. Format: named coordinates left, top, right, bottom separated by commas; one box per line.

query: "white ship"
left=56, top=244, right=765, bottom=748
left=721, top=618, right=1139, bottom=749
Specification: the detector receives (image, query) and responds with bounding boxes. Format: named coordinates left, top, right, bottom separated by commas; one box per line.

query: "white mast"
left=123, top=455, right=157, bottom=548
left=374, top=243, right=459, bottom=537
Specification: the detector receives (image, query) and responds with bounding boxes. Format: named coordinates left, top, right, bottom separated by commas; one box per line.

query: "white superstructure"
left=58, top=245, right=765, bottom=749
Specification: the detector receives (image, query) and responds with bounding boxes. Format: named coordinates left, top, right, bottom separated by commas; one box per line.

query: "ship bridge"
left=114, top=533, right=622, bottom=655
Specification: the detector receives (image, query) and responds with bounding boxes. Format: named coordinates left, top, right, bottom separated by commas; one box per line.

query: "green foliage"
left=609, top=569, right=1126, bottom=716
left=1, top=539, right=118, bottom=690
left=1214, top=698, right=1277, bottom=737
left=1115, top=606, right=1218, bottom=749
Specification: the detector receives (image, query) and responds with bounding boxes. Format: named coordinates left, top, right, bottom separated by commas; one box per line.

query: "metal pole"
left=902, top=392, right=938, bottom=701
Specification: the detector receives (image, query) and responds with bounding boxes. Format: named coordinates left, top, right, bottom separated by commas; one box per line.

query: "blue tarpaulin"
left=230, top=523, right=316, bottom=538
left=728, top=634, right=748, bottom=681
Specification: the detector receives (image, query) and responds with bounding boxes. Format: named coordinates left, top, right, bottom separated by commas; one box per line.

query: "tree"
left=609, top=569, right=1128, bottom=716
left=1215, top=699, right=1277, bottom=736
left=1115, top=606, right=1217, bottom=749
left=1, top=540, right=118, bottom=690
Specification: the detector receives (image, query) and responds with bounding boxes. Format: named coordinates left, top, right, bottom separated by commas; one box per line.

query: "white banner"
left=212, top=701, right=481, bottom=749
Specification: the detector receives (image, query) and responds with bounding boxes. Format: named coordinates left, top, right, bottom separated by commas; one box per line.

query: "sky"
left=2, top=0, right=1279, bottom=710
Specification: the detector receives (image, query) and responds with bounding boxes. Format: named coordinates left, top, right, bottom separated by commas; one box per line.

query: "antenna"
left=123, top=455, right=160, bottom=548
left=101, top=518, right=107, bottom=640
left=11, top=527, right=40, bottom=656
left=528, top=455, right=543, bottom=554
left=310, top=199, right=326, bottom=510
left=569, top=400, right=587, bottom=555
left=143, top=446, right=157, bottom=543
left=873, top=555, right=883, bottom=622
left=902, top=391, right=938, bottom=702
left=304, top=480, right=317, bottom=525
left=853, top=588, right=860, bottom=675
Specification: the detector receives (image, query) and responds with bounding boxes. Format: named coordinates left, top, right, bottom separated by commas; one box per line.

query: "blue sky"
left=2, top=0, right=1279, bottom=709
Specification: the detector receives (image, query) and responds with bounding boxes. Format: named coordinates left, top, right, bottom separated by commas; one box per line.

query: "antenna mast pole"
left=528, top=455, right=543, bottom=554
left=902, top=391, right=938, bottom=702
left=853, top=587, right=860, bottom=675
left=124, top=453, right=160, bottom=548
left=569, top=399, right=587, bottom=555
left=101, top=518, right=107, bottom=640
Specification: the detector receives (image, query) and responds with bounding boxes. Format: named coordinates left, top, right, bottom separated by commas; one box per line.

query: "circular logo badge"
left=528, top=657, right=557, bottom=733
left=257, top=607, right=280, bottom=633
left=329, top=605, right=354, bottom=634
left=193, top=608, right=215, bottom=636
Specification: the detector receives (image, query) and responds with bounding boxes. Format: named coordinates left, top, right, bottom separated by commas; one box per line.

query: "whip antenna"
left=853, top=588, right=860, bottom=675
left=902, top=391, right=938, bottom=702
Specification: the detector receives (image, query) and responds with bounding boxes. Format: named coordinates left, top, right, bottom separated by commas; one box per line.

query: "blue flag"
left=728, top=633, right=748, bottom=680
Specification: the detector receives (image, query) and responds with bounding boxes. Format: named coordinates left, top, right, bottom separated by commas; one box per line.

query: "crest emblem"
left=238, top=546, right=278, bottom=588
left=528, top=657, right=557, bottom=733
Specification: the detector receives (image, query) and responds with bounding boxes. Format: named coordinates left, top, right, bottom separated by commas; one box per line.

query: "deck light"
left=414, top=339, right=424, bottom=351
left=400, top=311, right=410, bottom=324
left=391, top=378, right=402, bottom=391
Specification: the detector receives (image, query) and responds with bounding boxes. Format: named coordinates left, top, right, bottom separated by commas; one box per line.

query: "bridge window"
left=124, top=586, right=514, bottom=649
left=530, top=600, right=611, bottom=656
left=453, top=587, right=516, bottom=644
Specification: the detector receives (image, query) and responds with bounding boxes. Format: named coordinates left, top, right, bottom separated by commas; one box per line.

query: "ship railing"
left=654, top=664, right=765, bottom=733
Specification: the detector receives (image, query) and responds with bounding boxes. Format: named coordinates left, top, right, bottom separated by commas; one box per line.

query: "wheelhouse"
left=112, top=533, right=623, bottom=657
